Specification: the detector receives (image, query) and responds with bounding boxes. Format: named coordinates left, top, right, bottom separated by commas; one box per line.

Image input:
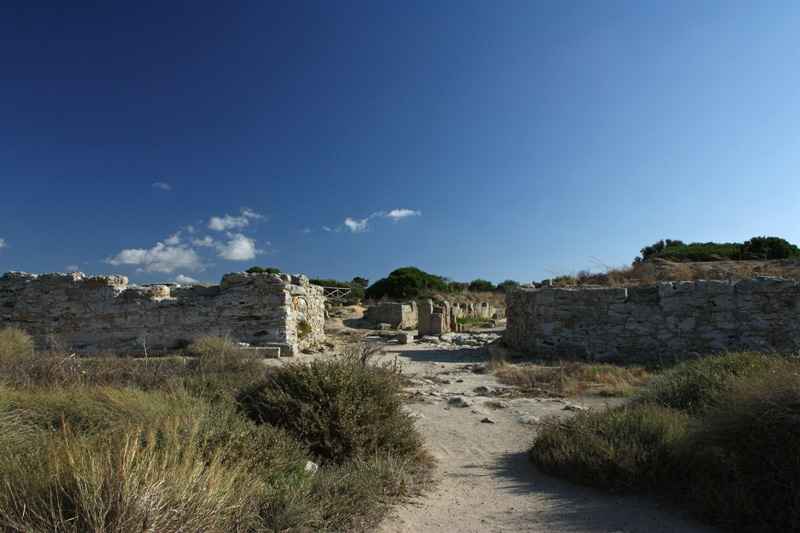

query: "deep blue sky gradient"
left=2, top=1, right=799, bottom=285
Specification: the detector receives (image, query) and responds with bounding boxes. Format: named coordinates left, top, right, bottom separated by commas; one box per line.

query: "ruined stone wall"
left=364, top=301, right=417, bottom=329
left=505, top=277, right=800, bottom=362
left=0, top=271, right=325, bottom=356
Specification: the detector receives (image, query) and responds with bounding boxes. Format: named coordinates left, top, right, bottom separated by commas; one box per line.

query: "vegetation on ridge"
left=635, top=236, right=800, bottom=263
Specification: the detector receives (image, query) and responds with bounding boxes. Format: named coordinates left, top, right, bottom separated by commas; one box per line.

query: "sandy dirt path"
left=324, top=307, right=718, bottom=533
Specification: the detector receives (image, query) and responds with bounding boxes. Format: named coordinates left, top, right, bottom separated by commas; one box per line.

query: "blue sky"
left=2, top=1, right=798, bottom=287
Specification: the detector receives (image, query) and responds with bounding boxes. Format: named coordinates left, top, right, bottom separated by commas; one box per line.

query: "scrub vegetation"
left=528, top=350, right=800, bottom=532
left=0, top=327, right=431, bottom=532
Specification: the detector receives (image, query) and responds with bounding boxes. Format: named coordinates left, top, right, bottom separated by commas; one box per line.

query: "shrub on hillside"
left=468, top=279, right=495, bottom=292
left=635, top=236, right=800, bottom=263
left=365, top=267, right=452, bottom=299
left=237, top=360, right=423, bottom=463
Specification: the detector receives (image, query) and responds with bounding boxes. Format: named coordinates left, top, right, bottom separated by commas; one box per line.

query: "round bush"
left=237, top=361, right=422, bottom=463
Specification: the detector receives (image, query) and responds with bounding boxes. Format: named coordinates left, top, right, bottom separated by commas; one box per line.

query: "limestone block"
left=658, top=281, right=696, bottom=297
left=695, top=280, right=734, bottom=294
left=736, top=276, right=796, bottom=293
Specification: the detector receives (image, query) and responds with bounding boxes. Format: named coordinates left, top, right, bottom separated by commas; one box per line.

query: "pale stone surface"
left=365, top=301, right=417, bottom=329
left=506, top=277, right=800, bottom=362
left=0, top=271, right=325, bottom=356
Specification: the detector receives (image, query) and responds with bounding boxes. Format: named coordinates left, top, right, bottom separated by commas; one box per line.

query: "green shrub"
left=528, top=351, right=800, bottom=532
left=636, top=236, right=799, bottom=263
left=530, top=403, right=691, bottom=491
left=237, top=360, right=423, bottom=463
left=640, top=351, right=788, bottom=414
left=0, top=327, right=34, bottom=363
left=671, top=370, right=800, bottom=531
left=468, top=279, right=495, bottom=292
left=364, top=267, right=452, bottom=299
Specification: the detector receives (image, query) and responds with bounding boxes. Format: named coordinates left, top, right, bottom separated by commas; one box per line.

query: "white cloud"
left=386, top=208, right=421, bottom=221
left=208, top=207, right=265, bottom=231
left=173, top=274, right=199, bottom=284
left=192, top=235, right=216, bottom=247
left=340, top=208, right=422, bottom=233
left=66, top=265, right=80, bottom=272
left=0, top=238, right=6, bottom=251
left=215, top=233, right=262, bottom=261
left=164, top=232, right=181, bottom=246
left=153, top=182, right=171, bottom=190
left=299, top=228, right=311, bottom=234
left=105, top=242, right=204, bottom=273
left=345, top=217, right=370, bottom=233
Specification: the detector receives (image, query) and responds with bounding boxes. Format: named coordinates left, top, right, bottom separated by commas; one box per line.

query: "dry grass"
left=495, top=361, right=651, bottom=397
left=596, top=258, right=800, bottom=287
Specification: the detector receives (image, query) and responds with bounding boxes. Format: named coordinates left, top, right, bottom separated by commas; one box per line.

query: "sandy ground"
left=320, top=306, right=719, bottom=533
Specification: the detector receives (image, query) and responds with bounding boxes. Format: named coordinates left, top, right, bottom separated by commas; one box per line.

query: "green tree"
left=351, top=277, right=369, bottom=288
left=496, top=279, right=519, bottom=292
left=743, top=236, right=800, bottom=259
left=364, top=267, right=452, bottom=299
left=468, top=279, right=495, bottom=292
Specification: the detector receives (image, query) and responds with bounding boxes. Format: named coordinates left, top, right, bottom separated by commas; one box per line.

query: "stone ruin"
left=0, top=271, right=325, bottom=356
left=365, top=299, right=505, bottom=336
left=364, top=301, right=418, bottom=329
left=505, top=277, right=800, bottom=363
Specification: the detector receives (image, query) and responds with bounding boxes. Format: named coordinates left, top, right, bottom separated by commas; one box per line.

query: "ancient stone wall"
left=0, top=271, right=325, bottom=356
left=364, top=301, right=417, bottom=329
left=505, top=277, right=800, bottom=362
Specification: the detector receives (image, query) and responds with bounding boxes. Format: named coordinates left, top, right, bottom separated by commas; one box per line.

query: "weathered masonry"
left=505, top=277, right=800, bottom=362
left=0, top=271, right=325, bottom=355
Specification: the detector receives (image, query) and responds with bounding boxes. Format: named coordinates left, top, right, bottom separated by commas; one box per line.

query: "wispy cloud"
left=66, top=264, right=80, bottom=272
left=386, top=209, right=421, bottom=221
left=105, top=241, right=204, bottom=273
left=299, top=228, right=311, bottom=234
left=339, top=209, right=422, bottom=233
left=208, top=207, right=265, bottom=231
left=153, top=182, right=171, bottom=191
left=345, top=217, right=370, bottom=233
left=0, top=238, right=6, bottom=251
left=172, top=274, right=199, bottom=284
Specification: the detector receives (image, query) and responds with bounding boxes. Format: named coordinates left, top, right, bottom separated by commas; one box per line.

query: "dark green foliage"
left=246, top=266, right=282, bottom=274
left=637, top=239, right=685, bottom=262
left=237, top=360, right=423, bottom=463
left=742, top=236, right=800, bottom=259
left=468, top=279, right=495, bottom=292
left=636, top=236, right=799, bottom=263
left=308, top=278, right=365, bottom=299
left=351, top=276, right=369, bottom=288
left=496, top=279, right=519, bottom=292
left=448, top=281, right=468, bottom=292
left=364, top=267, right=452, bottom=299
